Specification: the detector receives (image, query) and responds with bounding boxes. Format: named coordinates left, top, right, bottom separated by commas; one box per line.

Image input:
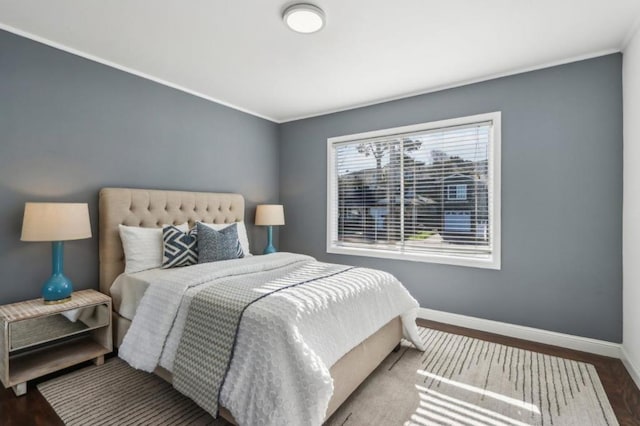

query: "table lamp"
left=21, top=202, right=92, bottom=304
left=255, top=204, right=285, bottom=254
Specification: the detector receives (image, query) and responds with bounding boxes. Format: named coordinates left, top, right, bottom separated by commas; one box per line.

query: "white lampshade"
left=21, top=202, right=92, bottom=242
left=255, top=204, right=285, bottom=226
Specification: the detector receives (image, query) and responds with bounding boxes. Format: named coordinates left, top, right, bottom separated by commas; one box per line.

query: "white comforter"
left=119, top=253, right=425, bottom=426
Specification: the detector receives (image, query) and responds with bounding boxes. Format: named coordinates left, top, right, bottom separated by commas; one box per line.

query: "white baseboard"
left=418, top=307, right=622, bottom=358
left=621, top=347, right=640, bottom=389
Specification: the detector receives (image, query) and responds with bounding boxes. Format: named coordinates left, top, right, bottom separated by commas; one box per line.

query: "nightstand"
left=0, top=289, right=112, bottom=396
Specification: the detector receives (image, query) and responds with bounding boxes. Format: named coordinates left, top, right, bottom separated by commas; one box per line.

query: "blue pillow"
left=162, top=225, right=198, bottom=268
left=197, top=222, right=244, bottom=263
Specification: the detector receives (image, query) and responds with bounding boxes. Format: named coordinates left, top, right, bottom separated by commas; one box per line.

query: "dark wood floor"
left=2, top=320, right=639, bottom=425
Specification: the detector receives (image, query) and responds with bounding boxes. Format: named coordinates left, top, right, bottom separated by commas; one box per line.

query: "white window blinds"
left=327, top=112, right=501, bottom=269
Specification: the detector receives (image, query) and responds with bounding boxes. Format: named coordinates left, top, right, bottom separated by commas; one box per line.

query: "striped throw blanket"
left=173, top=261, right=353, bottom=417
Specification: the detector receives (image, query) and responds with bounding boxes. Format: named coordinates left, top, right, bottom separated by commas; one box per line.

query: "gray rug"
left=38, top=357, right=226, bottom=426
left=328, top=327, right=618, bottom=426
left=39, top=327, right=618, bottom=425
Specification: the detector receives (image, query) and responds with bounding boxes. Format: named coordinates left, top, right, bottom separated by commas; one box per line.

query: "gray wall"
left=0, top=30, right=280, bottom=305
left=279, top=54, right=623, bottom=342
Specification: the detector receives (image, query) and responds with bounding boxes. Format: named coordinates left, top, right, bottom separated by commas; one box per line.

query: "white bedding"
left=110, top=269, right=166, bottom=320
left=118, top=253, right=425, bottom=426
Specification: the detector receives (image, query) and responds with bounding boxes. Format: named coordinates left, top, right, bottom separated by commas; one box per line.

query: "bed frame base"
left=115, top=313, right=402, bottom=424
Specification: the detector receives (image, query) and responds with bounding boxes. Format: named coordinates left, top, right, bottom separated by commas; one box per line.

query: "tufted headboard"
left=98, top=188, right=245, bottom=296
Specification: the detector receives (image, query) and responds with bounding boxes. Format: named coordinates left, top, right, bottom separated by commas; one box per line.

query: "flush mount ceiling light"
left=283, top=4, right=325, bottom=34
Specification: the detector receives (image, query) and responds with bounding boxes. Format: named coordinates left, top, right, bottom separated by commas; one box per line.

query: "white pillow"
left=197, top=221, right=252, bottom=256
left=119, top=223, right=188, bottom=273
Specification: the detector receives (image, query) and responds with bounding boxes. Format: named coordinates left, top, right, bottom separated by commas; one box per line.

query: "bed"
left=98, top=187, right=423, bottom=425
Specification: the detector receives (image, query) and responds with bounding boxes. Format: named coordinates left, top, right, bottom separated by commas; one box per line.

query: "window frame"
left=326, top=112, right=501, bottom=270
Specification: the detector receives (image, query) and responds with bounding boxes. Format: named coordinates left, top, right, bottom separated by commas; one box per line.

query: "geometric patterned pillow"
left=162, top=225, right=198, bottom=268
left=196, top=222, right=244, bottom=264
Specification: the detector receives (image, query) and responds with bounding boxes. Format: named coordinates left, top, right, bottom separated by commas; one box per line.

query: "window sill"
left=327, top=244, right=501, bottom=270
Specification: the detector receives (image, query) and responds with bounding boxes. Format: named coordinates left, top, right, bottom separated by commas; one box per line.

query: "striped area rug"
left=38, top=327, right=618, bottom=425
left=38, top=358, right=227, bottom=426
left=327, top=327, right=618, bottom=426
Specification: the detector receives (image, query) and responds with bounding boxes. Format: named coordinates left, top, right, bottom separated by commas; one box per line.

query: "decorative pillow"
left=162, top=225, right=198, bottom=268
left=119, top=223, right=188, bottom=273
left=197, top=222, right=244, bottom=263
left=198, top=221, right=252, bottom=256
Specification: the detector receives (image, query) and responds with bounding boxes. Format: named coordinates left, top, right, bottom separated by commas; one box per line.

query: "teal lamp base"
left=42, top=241, right=73, bottom=304
left=263, top=225, right=277, bottom=254
left=42, top=274, right=73, bottom=304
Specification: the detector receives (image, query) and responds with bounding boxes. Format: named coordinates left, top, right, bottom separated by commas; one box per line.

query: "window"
left=447, top=184, right=468, bottom=201
left=327, top=112, right=501, bottom=269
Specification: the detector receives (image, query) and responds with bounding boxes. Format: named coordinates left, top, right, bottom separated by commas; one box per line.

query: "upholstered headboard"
left=98, top=188, right=245, bottom=295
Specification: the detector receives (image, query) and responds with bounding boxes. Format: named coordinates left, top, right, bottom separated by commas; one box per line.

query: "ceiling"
left=1, top=1, right=640, bottom=123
